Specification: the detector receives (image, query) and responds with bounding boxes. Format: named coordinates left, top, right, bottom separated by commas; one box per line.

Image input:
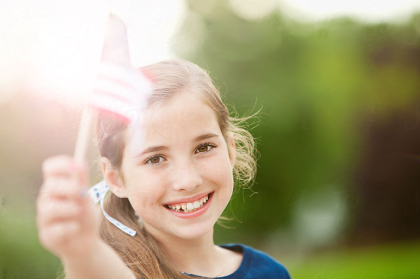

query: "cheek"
left=124, top=169, right=169, bottom=212
left=127, top=190, right=161, bottom=222
left=203, top=154, right=234, bottom=190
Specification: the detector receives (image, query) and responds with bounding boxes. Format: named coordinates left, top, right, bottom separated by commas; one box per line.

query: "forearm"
left=63, top=238, right=135, bottom=279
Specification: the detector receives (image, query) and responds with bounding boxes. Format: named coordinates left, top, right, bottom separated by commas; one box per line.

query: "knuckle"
left=42, top=157, right=60, bottom=174
left=41, top=159, right=53, bottom=173
left=42, top=155, right=74, bottom=176
left=42, top=178, right=79, bottom=199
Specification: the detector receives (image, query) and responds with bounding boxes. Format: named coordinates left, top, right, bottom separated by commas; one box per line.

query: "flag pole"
left=74, top=106, right=95, bottom=164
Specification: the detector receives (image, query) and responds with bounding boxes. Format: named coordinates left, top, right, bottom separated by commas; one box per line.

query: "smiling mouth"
left=164, top=192, right=213, bottom=213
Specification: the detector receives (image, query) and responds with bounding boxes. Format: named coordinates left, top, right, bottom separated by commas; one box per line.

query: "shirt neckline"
left=181, top=244, right=249, bottom=279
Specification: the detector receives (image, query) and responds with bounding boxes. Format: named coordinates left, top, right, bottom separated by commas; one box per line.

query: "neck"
left=147, top=227, right=223, bottom=277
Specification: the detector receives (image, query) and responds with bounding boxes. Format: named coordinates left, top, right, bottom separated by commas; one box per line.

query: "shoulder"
left=220, top=244, right=291, bottom=279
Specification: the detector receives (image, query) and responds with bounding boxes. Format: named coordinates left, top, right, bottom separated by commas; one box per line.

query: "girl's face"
left=112, top=91, right=235, bottom=241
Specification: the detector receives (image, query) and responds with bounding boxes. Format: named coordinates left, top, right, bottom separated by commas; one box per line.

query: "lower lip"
left=164, top=192, right=214, bottom=219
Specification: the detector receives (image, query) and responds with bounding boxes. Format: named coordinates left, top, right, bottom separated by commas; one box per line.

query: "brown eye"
left=198, top=145, right=209, bottom=152
left=195, top=143, right=215, bottom=154
left=146, top=155, right=164, bottom=165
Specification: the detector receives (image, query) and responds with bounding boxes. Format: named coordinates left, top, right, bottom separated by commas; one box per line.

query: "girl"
left=37, top=59, right=291, bottom=278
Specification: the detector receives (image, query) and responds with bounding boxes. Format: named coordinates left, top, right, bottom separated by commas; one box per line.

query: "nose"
left=171, top=159, right=203, bottom=191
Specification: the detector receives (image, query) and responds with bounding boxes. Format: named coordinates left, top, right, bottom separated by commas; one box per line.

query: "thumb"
left=101, top=14, right=131, bottom=66
left=70, top=160, right=90, bottom=196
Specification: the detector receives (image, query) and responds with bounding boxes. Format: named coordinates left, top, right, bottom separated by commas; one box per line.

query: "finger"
left=41, top=156, right=89, bottom=193
left=38, top=199, right=82, bottom=226
left=39, top=176, right=83, bottom=201
left=42, top=155, right=88, bottom=181
left=75, top=161, right=89, bottom=191
left=42, top=155, right=73, bottom=174
left=39, top=222, right=80, bottom=250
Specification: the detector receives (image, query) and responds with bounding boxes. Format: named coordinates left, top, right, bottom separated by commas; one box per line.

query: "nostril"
left=171, top=165, right=203, bottom=191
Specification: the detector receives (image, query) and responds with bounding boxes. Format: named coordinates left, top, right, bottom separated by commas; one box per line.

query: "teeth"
left=166, top=194, right=210, bottom=213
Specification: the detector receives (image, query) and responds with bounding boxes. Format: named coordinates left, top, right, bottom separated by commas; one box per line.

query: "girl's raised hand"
left=36, top=15, right=138, bottom=279
left=36, top=15, right=130, bottom=260
left=36, top=155, right=100, bottom=260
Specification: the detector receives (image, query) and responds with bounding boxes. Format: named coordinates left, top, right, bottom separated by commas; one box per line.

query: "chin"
left=173, top=222, right=215, bottom=240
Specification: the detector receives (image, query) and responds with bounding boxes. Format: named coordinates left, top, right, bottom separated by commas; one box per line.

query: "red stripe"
left=139, top=68, right=155, bottom=83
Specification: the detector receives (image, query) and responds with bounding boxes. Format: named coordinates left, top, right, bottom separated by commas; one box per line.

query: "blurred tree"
left=348, top=32, right=420, bottom=246
left=175, top=0, right=420, bottom=250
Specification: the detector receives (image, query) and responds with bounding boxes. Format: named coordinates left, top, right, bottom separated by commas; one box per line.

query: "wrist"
left=61, top=237, right=103, bottom=267
left=62, top=238, right=136, bottom=279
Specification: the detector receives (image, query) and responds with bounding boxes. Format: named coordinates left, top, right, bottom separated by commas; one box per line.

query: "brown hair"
left=96, top=59, right=256, bottom=278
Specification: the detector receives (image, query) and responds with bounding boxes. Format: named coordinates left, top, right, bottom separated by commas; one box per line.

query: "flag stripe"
left=92, top=89, right=128, bottom=103
left=92, top=77, right=133, bottom=102
left=90, top=93, right=140, bottom=123
left=90, top=62, right=154, bottom=125
left=98, top=62, right=153, bottom=94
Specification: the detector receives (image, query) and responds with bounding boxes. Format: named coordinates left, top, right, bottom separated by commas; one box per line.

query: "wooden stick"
left=74, top=106, right=94, bottom=164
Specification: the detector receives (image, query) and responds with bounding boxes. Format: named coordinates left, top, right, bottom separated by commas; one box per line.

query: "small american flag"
left=90, top=61, right=154, bottom=124
left=74, top=14, right=152, bottom=162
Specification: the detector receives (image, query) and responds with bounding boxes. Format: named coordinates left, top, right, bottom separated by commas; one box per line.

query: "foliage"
left=176, top=0, right=420, bottom=248
left=0, top=209, right=61, bottom=279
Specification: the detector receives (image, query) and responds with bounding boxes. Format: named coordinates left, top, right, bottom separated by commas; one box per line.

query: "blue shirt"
left=183, top=244, right=291, bottom=279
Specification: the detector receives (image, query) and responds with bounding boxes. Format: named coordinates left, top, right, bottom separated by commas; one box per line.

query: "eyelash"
left=145, top=153, right=165, bottom=165
left=144, top=142, right=217, bottom=165
left=195, top=142, right=216, bottom=154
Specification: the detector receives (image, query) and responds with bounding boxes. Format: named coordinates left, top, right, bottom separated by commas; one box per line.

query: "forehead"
left=142, top=91, right=221, bottom=143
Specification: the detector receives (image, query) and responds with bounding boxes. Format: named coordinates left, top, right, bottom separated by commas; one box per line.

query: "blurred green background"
left=1, top=0, right=420, bottom=278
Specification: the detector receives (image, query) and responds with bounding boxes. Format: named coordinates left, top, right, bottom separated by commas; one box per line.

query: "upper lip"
left=164, top=191, right=213, bottom=205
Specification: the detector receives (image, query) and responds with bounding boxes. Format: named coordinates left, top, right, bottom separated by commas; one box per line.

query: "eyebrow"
left=139, top=133, right=219, bottom=156
left=194, top=133, right=219, bottom=142
left=140, top=145, right=168, bottom=156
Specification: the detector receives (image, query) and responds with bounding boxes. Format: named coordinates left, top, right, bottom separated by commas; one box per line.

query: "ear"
left=101, top=157, right=127, bottom=198
left=228, top=137, right=236, bottom=169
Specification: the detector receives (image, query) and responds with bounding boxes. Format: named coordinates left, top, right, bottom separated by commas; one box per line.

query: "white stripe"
left=94, top=78, right=134, bottom=103
left=98, top=62, right=154, bottom=95
left=90, top=62, right=153, bottom=123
